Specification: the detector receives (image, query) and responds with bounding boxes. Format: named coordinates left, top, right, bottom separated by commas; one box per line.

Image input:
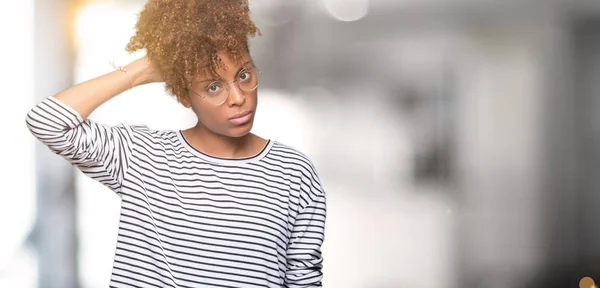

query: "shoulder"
left=129, top=125, right=174, bottom=137
left=270, top=141, right=319, bottom=174
left=270, top=141, right=325, bottom=197
left=121, top=124, right=180, bottom=146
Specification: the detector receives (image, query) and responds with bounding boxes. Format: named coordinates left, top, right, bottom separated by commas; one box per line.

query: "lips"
left=228, top=111, right=253, bottom=125
left=229, top=111, right=252, bottom=120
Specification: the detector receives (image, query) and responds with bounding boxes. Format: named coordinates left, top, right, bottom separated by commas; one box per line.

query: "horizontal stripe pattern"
left=26, top=96, right=326, bottom=287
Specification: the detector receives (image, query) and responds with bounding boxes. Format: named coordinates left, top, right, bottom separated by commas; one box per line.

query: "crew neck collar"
left=176, top=130, right=273, bottom=165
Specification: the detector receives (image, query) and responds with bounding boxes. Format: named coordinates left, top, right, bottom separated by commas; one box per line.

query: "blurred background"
left=2, top=0, right=600, bottom=287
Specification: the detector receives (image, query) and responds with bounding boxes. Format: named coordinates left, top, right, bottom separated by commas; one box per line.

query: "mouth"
left=228, top=111, right=253, bottom=125
left=229, top=111, right=252, bottom=120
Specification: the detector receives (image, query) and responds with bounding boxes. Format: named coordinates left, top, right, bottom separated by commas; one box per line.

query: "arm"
left=25, top=57, right=162, bottom=193
left=51, top=57, right=160, bottom=119
left=285, top=174, right=327, bottom=288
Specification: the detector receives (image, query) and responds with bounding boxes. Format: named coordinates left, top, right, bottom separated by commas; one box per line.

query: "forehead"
left=193, top=53, right=253, bottom=83
left=217, top=51, right=252, bottom=69
left=217, top=59, right=253, bottom=74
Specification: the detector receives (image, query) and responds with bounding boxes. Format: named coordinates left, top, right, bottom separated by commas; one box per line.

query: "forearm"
left=285, top=193, right=326, bottom=287
left=53, top=58, right=152, bottom=119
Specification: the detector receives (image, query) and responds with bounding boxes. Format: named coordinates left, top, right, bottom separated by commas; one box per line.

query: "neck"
left=183, top=122, right=263, bottom=159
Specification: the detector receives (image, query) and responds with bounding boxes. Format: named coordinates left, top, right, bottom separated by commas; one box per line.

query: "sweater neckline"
left=176, top=130, right=273, bottom=165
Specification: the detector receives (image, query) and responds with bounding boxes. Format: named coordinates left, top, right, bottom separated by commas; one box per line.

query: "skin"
left=52, top=50, right=267, bottom=160
left=180, top=51, right=267, bottom=159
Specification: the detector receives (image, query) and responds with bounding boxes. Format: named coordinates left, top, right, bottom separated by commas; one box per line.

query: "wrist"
left=125, top=58, right=152, bottom=87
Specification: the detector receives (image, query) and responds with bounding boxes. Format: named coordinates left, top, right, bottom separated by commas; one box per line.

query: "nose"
left=227, top=82, right=246, bottom=107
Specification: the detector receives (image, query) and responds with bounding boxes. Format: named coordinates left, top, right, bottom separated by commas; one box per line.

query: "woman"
left=25, top=0, right=326, bottom=287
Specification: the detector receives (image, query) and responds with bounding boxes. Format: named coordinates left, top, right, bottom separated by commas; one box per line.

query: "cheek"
left=195, top=106, right=220, bottom=125
left=193, top=104, right=230, bottom=130
left=246, top=92, right=258, bottom=108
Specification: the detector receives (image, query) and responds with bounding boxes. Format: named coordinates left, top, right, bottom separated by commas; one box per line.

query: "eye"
left=206, top=82, right=222, bottom=93
left=239, top=71, right=251, bottom=81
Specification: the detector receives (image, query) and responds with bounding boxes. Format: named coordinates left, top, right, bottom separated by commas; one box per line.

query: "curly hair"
left=125, top=0, right=260, bottom=103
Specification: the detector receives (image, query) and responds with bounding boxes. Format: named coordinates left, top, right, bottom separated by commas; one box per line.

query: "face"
left=181, top=51, right=258, bottom=138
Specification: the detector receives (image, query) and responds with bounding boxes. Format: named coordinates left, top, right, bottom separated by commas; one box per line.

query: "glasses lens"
left=202, top=82, right=228, bottom=105
left=192, top=66, right=261, bottom=106
left=238, top=68, right=259, bottom=92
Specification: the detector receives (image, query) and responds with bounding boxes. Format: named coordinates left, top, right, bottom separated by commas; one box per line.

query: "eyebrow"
left=198, top=60, right=253, bottom=83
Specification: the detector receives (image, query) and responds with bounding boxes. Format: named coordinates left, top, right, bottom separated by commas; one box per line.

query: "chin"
left=226, top=122, right=254, bottom=138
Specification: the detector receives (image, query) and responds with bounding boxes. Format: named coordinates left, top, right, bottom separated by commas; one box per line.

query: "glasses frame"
left=188, top=64, right=262, bottom=106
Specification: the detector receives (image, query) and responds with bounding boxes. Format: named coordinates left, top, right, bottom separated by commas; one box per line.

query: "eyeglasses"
left=188, top=65, right=261, bottom=106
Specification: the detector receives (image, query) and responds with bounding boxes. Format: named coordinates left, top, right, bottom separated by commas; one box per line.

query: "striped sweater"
left=26, top=96, right=326, bottom=288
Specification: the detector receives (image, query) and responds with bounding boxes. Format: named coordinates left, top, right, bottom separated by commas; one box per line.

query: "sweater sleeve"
left=285, top=167, right=327, bottom=288
left=25, top=96, right=135, bottom=195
